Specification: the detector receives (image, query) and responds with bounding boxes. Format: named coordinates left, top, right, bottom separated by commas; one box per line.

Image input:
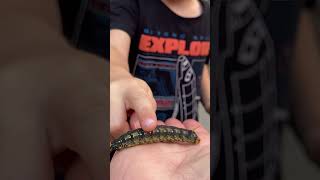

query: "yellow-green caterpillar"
left=110, top=125, right=200, bottom=152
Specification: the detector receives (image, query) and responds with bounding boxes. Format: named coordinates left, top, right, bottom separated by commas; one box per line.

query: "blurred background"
left=281, top=5, right=320, bottom=180
left=282, top=127, right=320, bottom=180
left=198, top=105, right=320, bottom=179
left=191, top=2, right=320, bottom=179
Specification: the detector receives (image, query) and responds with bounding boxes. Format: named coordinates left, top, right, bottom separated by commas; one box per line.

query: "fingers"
left=135, top=78, right=154, bottom=98
left=129, top=112, right=141, bottom=129
left=111, top=121, right=130, bottom=141
left=111, top=77, right=157, bottom=141
left=183, top=119, right=202, bottom=130
left=130, top=115, right=165, bottom=130
left=125, top=80, right=157, bottom=132
left=157, top=120, right=165, bottom=126
left=183, top=119, right=210, bottom=145
left=110, top=92, right=130, bottom=139
left=164, top=118, right=184, bottom=128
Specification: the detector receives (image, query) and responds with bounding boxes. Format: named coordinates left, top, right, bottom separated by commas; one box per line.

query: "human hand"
left=110, top=118, right=210, bottom=180
left=110, top=77, right=158, bottom=140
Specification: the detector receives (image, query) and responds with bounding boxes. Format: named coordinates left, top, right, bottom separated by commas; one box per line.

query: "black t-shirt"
left=110, top=0, right=210, bottom=121
left=211, top=0, right=314, bottom=179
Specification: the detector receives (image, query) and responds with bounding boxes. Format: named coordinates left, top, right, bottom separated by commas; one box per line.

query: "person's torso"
left=129, top=0, right=210, bottom=121
left=212, top=0, right=300, bottom=179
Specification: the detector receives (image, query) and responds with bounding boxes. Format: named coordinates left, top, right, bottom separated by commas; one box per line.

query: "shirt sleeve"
left=110, top=0, right=139, bottom=38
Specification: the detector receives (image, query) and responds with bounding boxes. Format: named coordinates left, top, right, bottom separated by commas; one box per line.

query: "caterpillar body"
left=110, top=125, right=200, bottom=152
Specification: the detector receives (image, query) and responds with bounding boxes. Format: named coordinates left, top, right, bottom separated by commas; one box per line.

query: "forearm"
left=292, top=9, right=320, bottom=164
left=110, top=46, right=133, bottom=81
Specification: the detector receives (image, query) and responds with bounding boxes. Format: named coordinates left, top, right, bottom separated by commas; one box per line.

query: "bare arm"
left=110, top=30, right=133, bottom=81
left=201, top=64, right=210, bottom=113
left=292, top=8, right=320, bottom=164
left=109, top=29, right=157, bottom=136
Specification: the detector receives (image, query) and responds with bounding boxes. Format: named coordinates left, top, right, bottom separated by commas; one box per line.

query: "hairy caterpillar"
left=110, top=125, right=200, bottom=152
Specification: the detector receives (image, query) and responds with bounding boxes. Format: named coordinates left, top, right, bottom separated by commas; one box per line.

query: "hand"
left=110, top=77, right=158, bottom=139
left=110, top=119, right=210, bottom=180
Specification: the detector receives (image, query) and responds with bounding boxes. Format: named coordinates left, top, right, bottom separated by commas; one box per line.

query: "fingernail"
left=144, top=118, right=155, bottom=127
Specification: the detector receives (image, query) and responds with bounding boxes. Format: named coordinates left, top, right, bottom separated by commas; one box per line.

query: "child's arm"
left=201, top=64, right=210, bottom=113
left=110, top=29, right=158, bottom=139
left=110, top=30, right=132, bottom=81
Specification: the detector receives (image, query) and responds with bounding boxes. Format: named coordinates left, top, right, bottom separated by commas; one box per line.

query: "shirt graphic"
left=173, top=56, right=198, bottom=120
left=133, top=30, right=210, bottom=121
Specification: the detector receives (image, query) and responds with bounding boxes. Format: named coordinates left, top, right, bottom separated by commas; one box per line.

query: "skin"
left=109, top=1, right=210, bottom=179
left=110, top=119, right=210, bottom=180
left=161, top=0, right=203, bottom=18
left=109, top=4, right=320, bottom=180
left=110, top=0, right=211, bottom=140
left=0, top=0, right=108, bottom=180
left=4, top=1, right=319, bottom=180
left=201, top=65, right=210, bottom=113
left=0, top=0, right=208, bottom=180
left=70, top=6, right=320, bottom=180
left=110, top=30, right=158, bottom=139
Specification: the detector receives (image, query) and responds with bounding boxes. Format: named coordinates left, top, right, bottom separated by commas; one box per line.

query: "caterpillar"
left=110, top=125, right=200, bottom=152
